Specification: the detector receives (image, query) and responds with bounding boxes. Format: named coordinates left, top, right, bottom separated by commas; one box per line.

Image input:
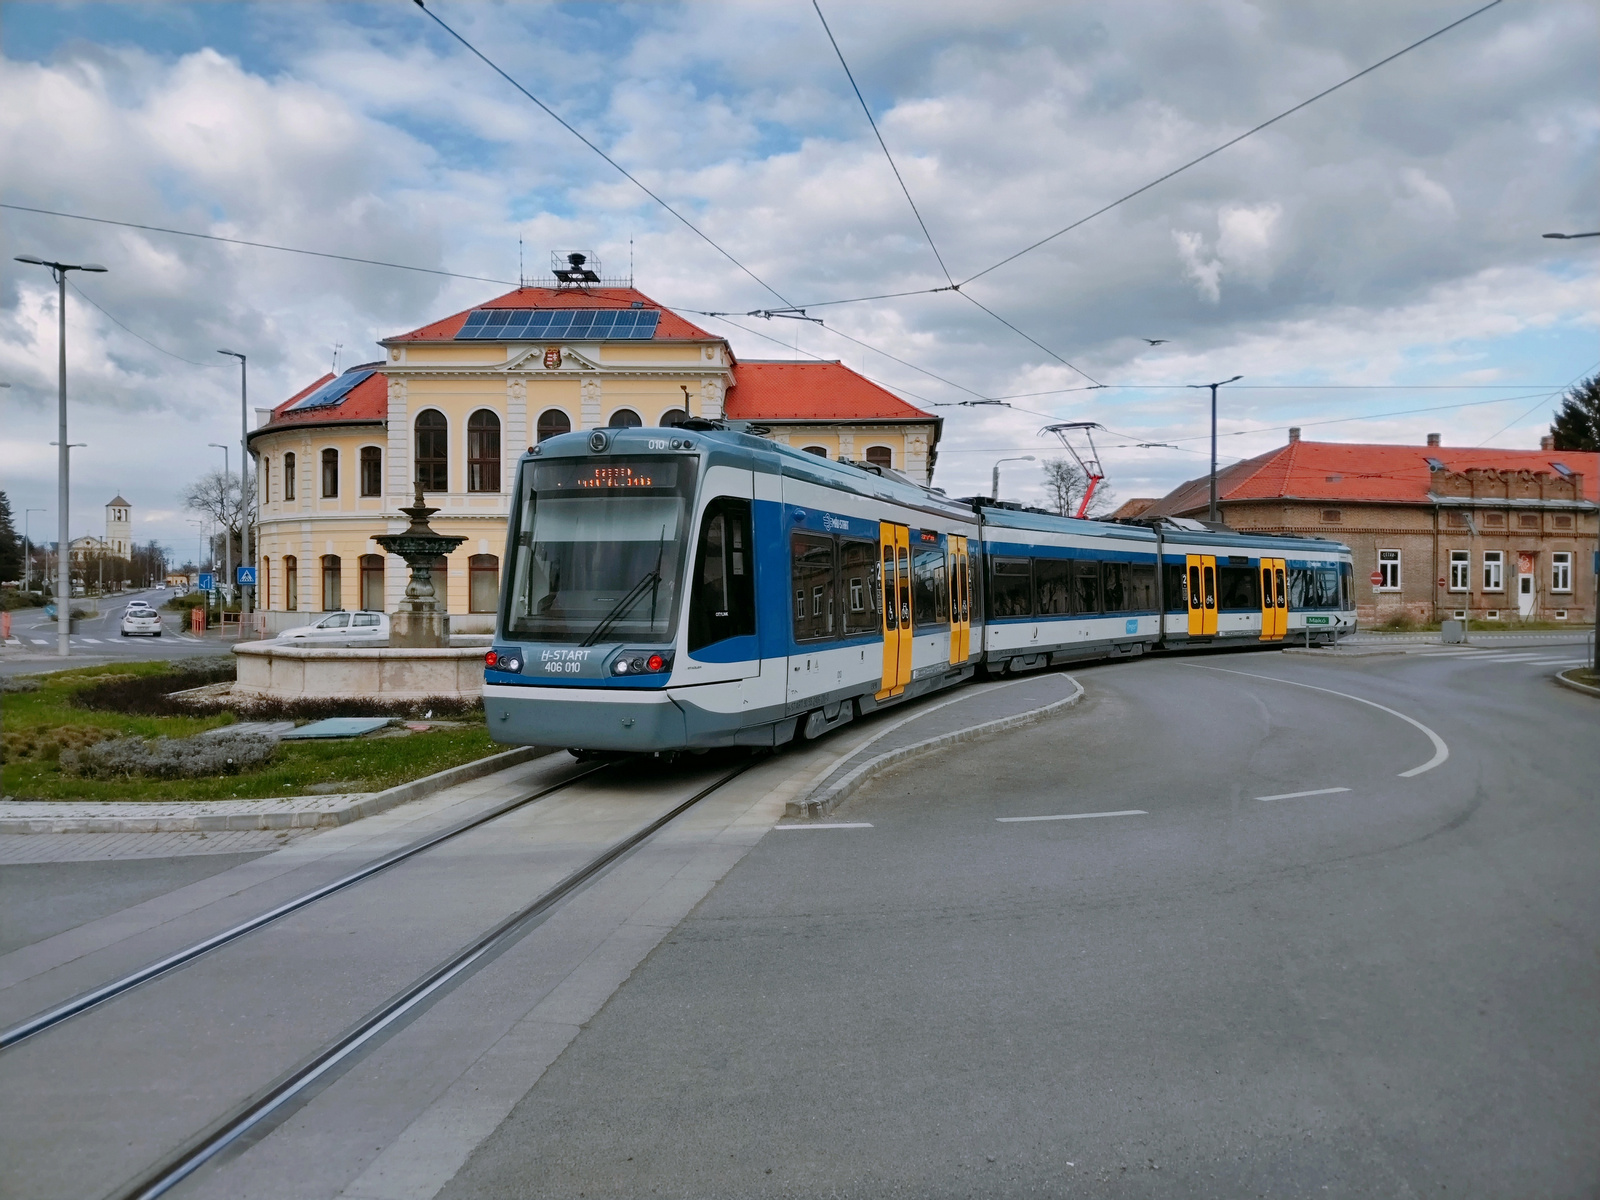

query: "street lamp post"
left=16, top=254, right=107, bottom=656
left=991, top=456, right=1036, bottom=501
left=208, top=443, right=232, bottom=600
left=1187, top=376, right=1243, bottom=524
left=218, top=350, right=251, bottom=620
left=23, top=508, right=46, bottom=593
left=49, top=441, right=86, bottom=613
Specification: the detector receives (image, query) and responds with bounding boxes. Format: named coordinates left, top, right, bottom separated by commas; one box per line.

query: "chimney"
left=254, top=407, right=272, bottom=429
left=1540, top=434, right=1554, bottom=451
left=1287, top=427, right=1301, bottom=443
left=1426, top=433, right=1441, bottom=447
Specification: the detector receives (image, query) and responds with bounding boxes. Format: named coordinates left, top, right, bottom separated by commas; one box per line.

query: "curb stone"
left=785, top=676, right=1085, bottom=820
left=1282, top=646, right=1407, bottom=659
left=0, top=745, right=552, bottom=834
left=1554, top=668, right=1600, bottom=698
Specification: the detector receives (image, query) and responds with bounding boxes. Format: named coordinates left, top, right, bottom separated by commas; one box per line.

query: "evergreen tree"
left=0, top=492, right=21, bottom=583
left=1550, top=374, right=1600, bottom=452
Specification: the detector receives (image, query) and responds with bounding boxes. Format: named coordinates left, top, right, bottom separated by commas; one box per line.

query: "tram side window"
left=1338, top=562, right=1354, bottom=610
left=1289, top=566, right=1340, bottom=610
left=1033, top=558, right=1072, bottom=615
left=1217, top=565, right=1260, bottom=611
left=688, top=498, right=755, bottom=652
left=1074, top=561, right=1102, bottom=615
left=1101, top=562, right=1129, bottom=613
left=791, top=534, right=837, bottom=642
left=911, top=546, right=948, bottom=629
left=1164, top=563, right=1188, bottom=612
left=840, top=539, right=880, bottom=636
left=989, top=557, right=1033, bottom=617
left=1127, top=564, right=1157, bottom=611
left=1314, top=566, right=1341, bottom=608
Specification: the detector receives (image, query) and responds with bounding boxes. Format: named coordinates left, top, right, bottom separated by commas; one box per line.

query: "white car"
left=278, top=611, right=390, bottom=641
left=121, top=608, right=164, bottom=637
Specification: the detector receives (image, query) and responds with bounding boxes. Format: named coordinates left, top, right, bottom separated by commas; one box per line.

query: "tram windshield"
left=505, top=457, right=697, bottom=643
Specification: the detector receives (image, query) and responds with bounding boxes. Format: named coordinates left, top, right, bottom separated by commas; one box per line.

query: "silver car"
left=121, top=607, right=164, bottom=637
left=278, top=611, right=390, bottom=641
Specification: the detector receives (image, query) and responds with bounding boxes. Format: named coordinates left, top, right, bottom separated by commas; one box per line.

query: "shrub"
left=61, top=730, right=278, bottom=779
left=0, top=591, right=46, bottom=612
left=163, top=592, right=208, bottom=612
left=0, top=676, right=42, bottom=694
left=2, top=724, right=116, bottom=764
left=73, top=661, right=238, bottom=714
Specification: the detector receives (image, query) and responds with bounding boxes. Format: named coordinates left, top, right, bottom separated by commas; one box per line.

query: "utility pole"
left=219, top=350, right=251, bottom=620
left=16, top=254, right=107, bottom=656
left=1188, top=376, right=1242, bottom=524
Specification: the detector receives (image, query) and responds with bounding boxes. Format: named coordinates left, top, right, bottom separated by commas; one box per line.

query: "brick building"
left=1143, top=431, right=1598, bottom=625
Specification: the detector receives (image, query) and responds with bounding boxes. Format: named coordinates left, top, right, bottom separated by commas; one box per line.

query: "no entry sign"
left=1369, top=570, right=1384, bottom=586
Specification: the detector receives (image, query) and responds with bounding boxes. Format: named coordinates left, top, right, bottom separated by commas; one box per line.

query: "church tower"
left=105, top=495, right=132, bottom=558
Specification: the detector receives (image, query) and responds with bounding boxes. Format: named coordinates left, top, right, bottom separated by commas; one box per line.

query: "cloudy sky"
left=2, top=0, right=1596, bottom=555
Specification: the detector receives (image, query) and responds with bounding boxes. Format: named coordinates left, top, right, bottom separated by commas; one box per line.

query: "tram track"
left=105, top=757, right=756, bottom=1200
left=0, top=760, right=611, bottom=1051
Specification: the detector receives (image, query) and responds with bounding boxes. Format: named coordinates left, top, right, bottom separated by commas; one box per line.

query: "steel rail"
left=111, top=758, right=758, bottom=1200
left=0, top=761, right=610, bottom=1050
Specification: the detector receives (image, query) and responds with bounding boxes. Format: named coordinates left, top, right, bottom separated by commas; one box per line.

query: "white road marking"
left=996, top=810, right=1147, bottom=822
left=30, top=638, right=49, bottom=645
left=1184, top=663, right=1450, bottom=778
left=80, top=638, right=102, bottom=644
left=773, top=822, right=874, bottom=829
left=1256, top=787, right=1351, bottom=802
left=1528, top=658, right=1589, bottom=666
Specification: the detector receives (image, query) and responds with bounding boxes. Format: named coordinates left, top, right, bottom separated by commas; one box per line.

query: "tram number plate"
left=1305, top=615, right=1331, bottom=625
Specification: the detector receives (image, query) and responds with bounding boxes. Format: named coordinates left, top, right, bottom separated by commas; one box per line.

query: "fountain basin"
left=233, top=641, right=486, bottom=701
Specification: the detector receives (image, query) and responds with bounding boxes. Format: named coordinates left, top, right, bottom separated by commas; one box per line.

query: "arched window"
left=536, top=409, right=571, bottom=442
left=415, top=410, right=448, bottom=492
left=360, top=446, right=382, bottom=497
left=284, top=555, right=298, bottom=611
left=660, top=408, right=689, bottom=427
left=864, top=445, right=893, bottom=468
left=320, top=448, right=339, bottom=497
left=802, top=445, right=828, bottom=457
left=360, top=554, right=385, bottom=611
left=469, top=553, right=499, bottom=613
left=467, top=410, right=501, bottom=492
left=283, top=452, right=296, bottom=501
left=321, top=554, right=342, bottom=610
left=607, top=408, right=642, bottom=428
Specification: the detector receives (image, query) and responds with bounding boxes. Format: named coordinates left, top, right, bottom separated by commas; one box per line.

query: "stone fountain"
left=374, top=483, right=468, bottom=649
left=231, top=483, right=484, bottom=702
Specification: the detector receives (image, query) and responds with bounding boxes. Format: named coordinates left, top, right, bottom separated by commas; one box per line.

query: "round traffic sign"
left=1369, top=570, right=1384, bottom=586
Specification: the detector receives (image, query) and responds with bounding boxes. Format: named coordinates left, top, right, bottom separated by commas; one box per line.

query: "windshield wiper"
left=579, top=526, right=668, bottom=648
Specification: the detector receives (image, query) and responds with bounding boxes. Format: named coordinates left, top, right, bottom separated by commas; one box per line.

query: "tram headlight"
left=613, top=659, right=629, bottom=674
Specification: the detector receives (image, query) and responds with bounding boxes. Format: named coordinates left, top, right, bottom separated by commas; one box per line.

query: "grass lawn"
left=2, top=661, right=502, bottom=802
left=1563, top=667, right=1599, bottom=689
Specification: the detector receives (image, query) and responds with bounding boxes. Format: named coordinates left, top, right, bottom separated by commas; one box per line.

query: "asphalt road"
left=438, top=650, right=1598, bottom=1199
left=1, top=586, right=231, bottom=675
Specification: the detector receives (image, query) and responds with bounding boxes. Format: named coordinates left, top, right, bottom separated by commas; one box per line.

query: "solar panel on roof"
left=454, top=308, right=660, bottom=340
left=285, top=368, right=377, bottom=412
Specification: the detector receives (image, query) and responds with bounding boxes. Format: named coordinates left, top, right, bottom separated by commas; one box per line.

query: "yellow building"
left=247, top=285, right=940, bottom=632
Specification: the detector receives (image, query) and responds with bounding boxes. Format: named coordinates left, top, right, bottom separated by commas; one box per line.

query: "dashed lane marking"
left=1184, top=663, right=1450, bottom=778
left=996, top=810, right=1148, bottom=822
left=1257, top=787, right=1351, bottom=802
left=773, top=822, right=874, bottom=830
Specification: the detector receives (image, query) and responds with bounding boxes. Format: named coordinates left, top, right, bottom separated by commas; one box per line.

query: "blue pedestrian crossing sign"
left=236, top=566, right=257, bottom=586
left=198, top=573, right=215, bottom=591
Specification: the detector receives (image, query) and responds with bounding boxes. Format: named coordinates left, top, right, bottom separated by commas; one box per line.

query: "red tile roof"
left=1147, top=440, right=1599, bottom=515
left=386, top=287, right=715, bottom=342
left=255, top=367, right=389, bottom=434
left=726, top=360, right=935, bottom=421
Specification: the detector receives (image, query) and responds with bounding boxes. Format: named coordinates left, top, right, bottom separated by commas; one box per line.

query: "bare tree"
left=183, top=470, right=256, bottom=565
left=1040, top=458, right=1117, bottom=518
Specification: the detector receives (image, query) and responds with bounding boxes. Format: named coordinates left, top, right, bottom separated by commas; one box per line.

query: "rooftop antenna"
left=518, top=238, right=524, bottom=288
left=331, top=342, right=342, bottom=375
left=629, top=237, right=634, bottom=287
left=1041, top=422, right=1106, bottom=518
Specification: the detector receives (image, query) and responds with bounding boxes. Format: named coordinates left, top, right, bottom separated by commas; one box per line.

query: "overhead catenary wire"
left=812, top=0, right=955, bottom=288
left=68, top=280, right=219, bottom=368
left=410, top=0, right=793, bottom=308
left=958, top=0, right=1507, bottom=288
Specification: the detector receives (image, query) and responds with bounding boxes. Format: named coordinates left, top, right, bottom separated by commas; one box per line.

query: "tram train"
left=483, top=424, right=1357, bottom=753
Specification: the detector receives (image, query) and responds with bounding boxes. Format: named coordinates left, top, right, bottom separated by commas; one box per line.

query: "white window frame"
left=1482, top=550, right=1504, bottom=593
left=1376, top=548, right=1401, bottom=591
left=1551, top=552, right=1572, bottom=593
left=1448, top=549, right=1470, bottom=593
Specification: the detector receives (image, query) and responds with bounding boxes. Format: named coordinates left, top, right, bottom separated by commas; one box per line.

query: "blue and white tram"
left=482, top=426, right=1355, bottom=753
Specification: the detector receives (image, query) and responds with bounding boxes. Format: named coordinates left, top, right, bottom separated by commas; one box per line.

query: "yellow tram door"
left=947, top=535, right=970, bottom=665
left=878, top=522, right=913, bottom=698
left=1186, top=554, right=1218, bottom=636
left=1259, top=558, right=1281, bottom=641
left=1271, top=559, right=1288, bottom=638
